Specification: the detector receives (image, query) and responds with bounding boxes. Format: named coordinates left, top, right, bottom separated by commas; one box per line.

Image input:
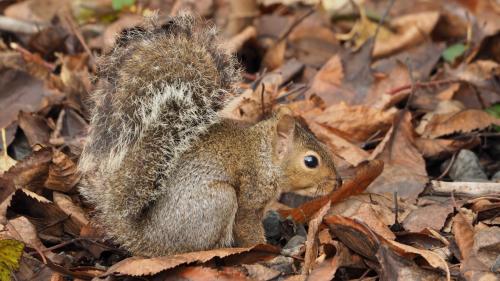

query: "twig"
left=436, top=152, right=458, bottom=180
left=370, top=0, right=396, bottom=55
left=277, top=8, right=315, bottom=43
left=63, top=15, right=95, bottom=70
left=42, top=238, right=83, bottom=252
left=10, top=42, right=56, bottom=71
left=0, top=15, right=47, bottom=34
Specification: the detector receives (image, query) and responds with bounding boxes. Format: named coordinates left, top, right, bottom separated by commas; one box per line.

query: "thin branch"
left=0, top=15, right=47, bottom=34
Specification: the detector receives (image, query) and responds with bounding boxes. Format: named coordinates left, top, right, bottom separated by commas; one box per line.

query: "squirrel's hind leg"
left=148, top=181, right=238, bottom=255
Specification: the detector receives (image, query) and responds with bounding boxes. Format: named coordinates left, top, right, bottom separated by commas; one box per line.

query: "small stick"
left=63, top=14, right=95, bottom=70
left=276, top=8, right=315, bottom=43
left=436, top=152, right=458, bottom=180
left=10, top=42, right=56, bottom=71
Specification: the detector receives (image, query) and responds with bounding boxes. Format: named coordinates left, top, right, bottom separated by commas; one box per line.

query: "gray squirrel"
left=78, top=14, right=338, bottom=257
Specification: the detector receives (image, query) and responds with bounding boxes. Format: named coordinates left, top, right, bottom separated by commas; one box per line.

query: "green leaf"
left=112, top=0, right=135, bottom=11
left=485, top=104, right=500, bottom=118
left=0, top=239, right=24, bottom=281
left=486, top=104, right=500, bottom=132
left=442, top=43, right=467, bottom=63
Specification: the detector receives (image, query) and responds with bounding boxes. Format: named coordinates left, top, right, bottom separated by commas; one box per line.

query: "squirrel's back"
left=79, top=14, right=240, bottom=237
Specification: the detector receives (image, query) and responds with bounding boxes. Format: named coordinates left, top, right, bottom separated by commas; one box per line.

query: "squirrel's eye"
left=304, top=155, right=319, bottom=168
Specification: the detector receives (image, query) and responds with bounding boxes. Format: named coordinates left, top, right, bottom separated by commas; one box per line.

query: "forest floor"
left=0, top=0, right=500, bottom=280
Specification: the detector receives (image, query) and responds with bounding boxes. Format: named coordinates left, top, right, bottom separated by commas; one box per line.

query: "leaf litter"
left=0, top=0, right=499, bottom=280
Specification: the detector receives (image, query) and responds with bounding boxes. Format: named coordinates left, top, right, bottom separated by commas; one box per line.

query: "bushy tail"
left=78, top=13, right=240, bottom=225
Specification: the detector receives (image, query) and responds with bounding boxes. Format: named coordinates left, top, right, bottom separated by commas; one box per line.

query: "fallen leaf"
left=53, top=192, right=89, bottom=228
left=420, top=109, right=500, bottom=139
left=373, top=11, right=440, bottom=58
left=368, top=112, right=428, bottom=200
left=306, top=121, right=370, bottom=166
left=163, top=266, right=251, bottom=281
left=376, top=244, right=446, bottom=281
left=403, top=203, right=454, bottom=232
left=105, top=244, right=279, bottom=277
left=307, top=102, right=396, bottom=143
left=414, top=137, right=479, bottom=158
left=44, top=150, right=81, bottom=192
left=0, top=239, right=24, bottom=281
left=303, top=201, right=330, bottom=274
left=0, top=148, right=52, bottom=204
left=8, top=189, right=80, bottom=237
left=452, top=211, right=475, bottom=261
left=243, top=264, right=280, bottom=281
left=17, top=111, right=51, bottom=147
left=262, top=40, right=287, bottom=71
left=0, top=69, right=62, bottom=129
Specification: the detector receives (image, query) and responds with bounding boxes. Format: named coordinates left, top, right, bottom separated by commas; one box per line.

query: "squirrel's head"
left=271, top=107, right=340, bottom=192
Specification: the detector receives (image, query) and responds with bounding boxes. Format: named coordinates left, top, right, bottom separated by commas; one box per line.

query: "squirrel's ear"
left=274, top=107, right=295, bottom=161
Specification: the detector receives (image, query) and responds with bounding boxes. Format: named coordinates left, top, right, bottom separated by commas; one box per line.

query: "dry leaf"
left=44, top=150, right=81, bottom=192
left=420, top=109, right=500, bottom=139
left=452, top=211, right=475, bottom=261
left=368, top=112, right=428, bottom=200
left=262, top=40, right=287, bottom=71
left=303, top=201, right=331, bottom=274
left=306, top=122, right=370, bottom=166
left=402, top=203, right=454, bottom=233
left=374, top=11, right=440, bottom=58
left=105, top=244, right=279, bottom=277
left=307, top=103, right=396, bottom=143
left=53, top=192, right=89, bottom=228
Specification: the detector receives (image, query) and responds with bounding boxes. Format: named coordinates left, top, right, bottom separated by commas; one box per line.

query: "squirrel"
left=78, top=14, right=339, bottom=257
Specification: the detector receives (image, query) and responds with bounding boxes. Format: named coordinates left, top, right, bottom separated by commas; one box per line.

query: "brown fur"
left=79, top=14, right=338, bottom=257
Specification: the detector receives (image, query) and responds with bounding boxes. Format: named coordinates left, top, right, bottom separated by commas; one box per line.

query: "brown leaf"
left=8, top=189, right=80, bottom=237
left=373, top=11, right=440, bottom=58
left=0, top=69, right=62, bottom=129
left=309, top=55, right=345, bottom=105
left=44, top=150, right=80, bottom=192
left=349, top=203, right=396, bottom=241
left=452, top=211, right=475, bottom=261
left=307, top=103, right=396, bottom=143
left=105, top=244, right=279, bottom=277
left=325, top=215, right=450, bottom=279
left=461, top=226, right=500, bottom=279
left=243, top=264, right=280, bottom=281
left=303, top=201, right=331, bottom=274
left=279, top=160, right=384, bottom=223
left=403, top=203, right=454, bottom=233
left=18, top=111, right=51, bottom=147
left=164, top=266, right=251, bottom=281
left=368, top=112, right=428, bottom=200
left=377, top=244, right=447, bottom=281
left=306, top=121, right=370, bottom=166
left=414, top=137, right=480, bottom=158
left=53, top=192, right=89, bottom=228
left=307, top=242, right=358, bottom=281
left=421, top=109, right=500, bottom=139
left=0, top=148, right=52, bottom=204
left=262, top=40, right=287, bottom=71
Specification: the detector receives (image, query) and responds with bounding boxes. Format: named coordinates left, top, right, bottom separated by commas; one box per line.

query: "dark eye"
left=304, top=155, right=319, bottom=168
